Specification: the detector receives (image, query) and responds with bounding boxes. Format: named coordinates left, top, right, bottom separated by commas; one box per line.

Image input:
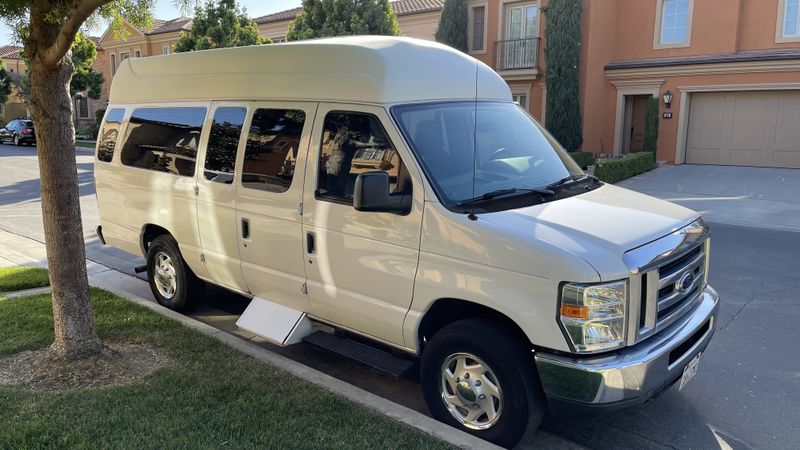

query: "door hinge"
left=298, top=202, right=304, bottom=216
left=300, top=282, right=308, bottom=295
left=200, top=253, right=206, bottom=263
left=193, top=185, right=199, bottom=196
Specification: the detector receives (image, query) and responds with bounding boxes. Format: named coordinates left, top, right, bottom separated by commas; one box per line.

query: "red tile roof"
left=0, top=45, right=22, bottom=60
left=392, top=0, right=443, bottom=16
left=254, top=7, right=303, bottom=24
left=253, top=0, right=443, bottom=24
left=146, top=17, right=193, bottom=35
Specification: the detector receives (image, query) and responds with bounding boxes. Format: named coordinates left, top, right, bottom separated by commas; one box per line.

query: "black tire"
left=146, top=234, right=204, bottom=311
left=421, top=318, right=545, bottom=448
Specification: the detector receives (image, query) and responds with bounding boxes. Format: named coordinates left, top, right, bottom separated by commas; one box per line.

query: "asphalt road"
left=1, top=143, right=799, bottom=449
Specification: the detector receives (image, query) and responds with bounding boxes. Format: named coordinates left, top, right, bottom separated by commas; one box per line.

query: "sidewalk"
left=0, top=229, right=585, bottom=450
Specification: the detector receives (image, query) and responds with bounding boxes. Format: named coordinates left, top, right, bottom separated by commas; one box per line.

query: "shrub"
left=95, top=108, right=106, bottom=126
left=568, top=151, right=594, bottom=169
left=595, top=152, right=656, bottom=184
left=435, top=0, right=469, bottom=52
left=543, top=0, right=583, bottom=151
left=643, top=96, right=659, bottom=152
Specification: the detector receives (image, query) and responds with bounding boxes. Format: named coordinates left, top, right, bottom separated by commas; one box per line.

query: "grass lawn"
left=0, top=267, right=49, bottom=292
left=75, top=140, right=96, bottom=149
left=0, top=289, right=448, bottom=449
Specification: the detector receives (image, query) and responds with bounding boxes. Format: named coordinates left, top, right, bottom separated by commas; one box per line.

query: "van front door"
left=302, top=104, right=424, bottom=347
left=196, top=103, right=249, bottom=292
left=235, top=102, right=316, bottom=312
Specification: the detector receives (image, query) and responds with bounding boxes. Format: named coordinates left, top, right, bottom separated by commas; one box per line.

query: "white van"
left=95, top=37, right=719, bottom=447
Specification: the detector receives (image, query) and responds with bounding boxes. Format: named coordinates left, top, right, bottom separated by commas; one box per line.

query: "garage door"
left=686, top=91, right=800, bottom=168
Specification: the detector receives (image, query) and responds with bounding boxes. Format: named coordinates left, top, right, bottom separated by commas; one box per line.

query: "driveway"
left=618, top=164, right=800, bottom=232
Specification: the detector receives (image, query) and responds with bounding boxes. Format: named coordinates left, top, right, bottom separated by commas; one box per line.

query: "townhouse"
left=467, top=0, right=800, bottom=167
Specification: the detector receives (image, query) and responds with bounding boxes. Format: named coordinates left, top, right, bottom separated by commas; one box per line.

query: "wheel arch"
left=417, top=298, right=533, bottom=355
left=140, top=223, right=172, bottom=256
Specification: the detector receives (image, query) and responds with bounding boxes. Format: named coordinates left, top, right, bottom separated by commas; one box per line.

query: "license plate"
left=679, top=353, right=701, bottom=391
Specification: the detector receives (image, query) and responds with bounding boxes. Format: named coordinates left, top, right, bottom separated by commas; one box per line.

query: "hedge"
left=568, top=151, right=595, bottom=169
left=594, top=152, right=656, bottom=184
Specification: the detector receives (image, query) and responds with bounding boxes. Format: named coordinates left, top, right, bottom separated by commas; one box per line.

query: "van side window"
left=97, top=108, right=125, bottom=163
left=316, top=112, right=409, bottom=203
left=120, top=107, right=207, bottom=177
left=204, top=107, right=246, bottom=184
left=241, top=108, right=306, bottom=193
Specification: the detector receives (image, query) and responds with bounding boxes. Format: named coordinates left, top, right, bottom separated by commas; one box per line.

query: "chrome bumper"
left=535, top=285, right=719, bottom=408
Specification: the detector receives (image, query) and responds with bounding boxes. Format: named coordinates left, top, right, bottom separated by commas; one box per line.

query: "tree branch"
left=40, top=0, right=113, bottom=68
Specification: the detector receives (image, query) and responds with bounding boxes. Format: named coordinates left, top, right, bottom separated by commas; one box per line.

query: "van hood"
left=478, top=183, right=699, bottom=280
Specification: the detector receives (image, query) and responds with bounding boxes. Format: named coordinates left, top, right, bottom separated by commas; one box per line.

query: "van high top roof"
left=109, top=36, right=512, bottom=105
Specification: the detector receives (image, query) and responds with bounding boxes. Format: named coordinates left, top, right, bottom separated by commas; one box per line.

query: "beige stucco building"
left=0, top=46, right=28, bottom=123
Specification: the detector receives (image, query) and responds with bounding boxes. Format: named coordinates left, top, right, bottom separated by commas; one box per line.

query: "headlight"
left=559, top=280, right=627, bottom=353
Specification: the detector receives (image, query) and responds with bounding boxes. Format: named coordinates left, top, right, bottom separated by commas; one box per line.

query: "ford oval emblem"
left=676, top=271, right=696, bottom=293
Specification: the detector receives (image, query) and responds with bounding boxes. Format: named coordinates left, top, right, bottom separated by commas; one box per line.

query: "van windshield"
left=392, top=101, right=586, bottom=211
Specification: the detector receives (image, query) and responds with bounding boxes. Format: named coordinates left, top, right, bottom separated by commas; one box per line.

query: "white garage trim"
left=675, top=83, right=800, bottom=164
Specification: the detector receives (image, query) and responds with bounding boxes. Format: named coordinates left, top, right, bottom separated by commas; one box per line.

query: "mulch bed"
left=0, top=342, right=171, bottom=391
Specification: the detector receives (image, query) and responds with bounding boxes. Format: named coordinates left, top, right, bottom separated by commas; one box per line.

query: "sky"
left=0, top=0, right=302, bottom=44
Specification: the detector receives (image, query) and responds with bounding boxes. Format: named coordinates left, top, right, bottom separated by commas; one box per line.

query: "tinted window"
left=97, top=108, right=125, bottom=163
left=204, top=107, right=246, bottom=184
left=241, top=109, right=306, bottom=193
left=317, top=112, right=408, bottom=203
left=120, top=107, right=206, bottom=176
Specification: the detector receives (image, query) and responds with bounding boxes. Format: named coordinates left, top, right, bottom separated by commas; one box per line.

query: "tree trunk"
left=28, top=51, right=104, bottom=360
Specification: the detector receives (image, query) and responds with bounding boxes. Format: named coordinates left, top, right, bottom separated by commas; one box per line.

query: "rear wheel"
left=146, top=234, right=204, bottom=311
left=421, top=318, right=545, bottom=448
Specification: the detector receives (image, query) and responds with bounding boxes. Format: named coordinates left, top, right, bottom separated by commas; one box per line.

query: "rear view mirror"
left=353, top=172, right=411, bottom=214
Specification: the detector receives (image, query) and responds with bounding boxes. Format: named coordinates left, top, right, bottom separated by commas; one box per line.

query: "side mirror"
left=353, top=171, right=411, bottom=215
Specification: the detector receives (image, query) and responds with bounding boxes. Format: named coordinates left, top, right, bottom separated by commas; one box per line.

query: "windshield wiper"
left=546, top=174, right=600, bottom=190
left=456, top=187, right=556, bottom=207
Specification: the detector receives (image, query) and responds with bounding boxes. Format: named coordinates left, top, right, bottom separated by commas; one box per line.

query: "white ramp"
left=236, top=297, right=312, bottom=346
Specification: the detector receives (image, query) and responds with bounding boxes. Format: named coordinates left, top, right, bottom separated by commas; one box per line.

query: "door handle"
left=241, top=218, right=250, bottom=239
left=306, top=232, right=315, bottom=254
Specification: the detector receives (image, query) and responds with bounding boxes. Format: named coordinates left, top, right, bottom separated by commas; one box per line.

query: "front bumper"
left=535, top=285, right=719, bottom=411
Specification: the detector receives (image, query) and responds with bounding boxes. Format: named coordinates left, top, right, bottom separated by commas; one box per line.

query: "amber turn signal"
left=560, top=304, right=589, bottom=320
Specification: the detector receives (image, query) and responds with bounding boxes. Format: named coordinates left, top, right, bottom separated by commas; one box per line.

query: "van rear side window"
left=241, top=109, right=306, bottom=193
left=97, top=108, right=126, bottom=163
left=120, top=107, right=207, bottom=177
left=204, top=107, right=247, bottom=184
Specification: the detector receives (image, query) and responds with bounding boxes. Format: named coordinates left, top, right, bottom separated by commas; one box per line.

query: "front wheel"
left=421, top=319, right=545, bottom=448
left=146, top=234, right=204, bottom=311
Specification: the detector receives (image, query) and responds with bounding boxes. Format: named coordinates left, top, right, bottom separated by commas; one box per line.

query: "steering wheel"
left=491, top=147, right=512, bottom=160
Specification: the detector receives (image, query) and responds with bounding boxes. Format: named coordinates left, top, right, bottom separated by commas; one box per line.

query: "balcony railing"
left=494, top=37, right=540, bottom=71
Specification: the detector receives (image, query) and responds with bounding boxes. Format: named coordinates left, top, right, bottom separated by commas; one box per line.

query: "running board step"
left=236, top=297, right=312, bottom=346
left=302, top=331, right=417, bottom=379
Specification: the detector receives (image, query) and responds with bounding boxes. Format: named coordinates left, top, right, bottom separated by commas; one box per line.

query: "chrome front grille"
left=624, top=219, right=711, bottom=344
left=653, top=243, right=706, bottom=328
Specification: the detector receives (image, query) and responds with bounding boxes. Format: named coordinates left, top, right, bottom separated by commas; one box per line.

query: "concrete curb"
left=89, top=269, right=503, bottom=450
left=1, top=286, right=53, bottom=298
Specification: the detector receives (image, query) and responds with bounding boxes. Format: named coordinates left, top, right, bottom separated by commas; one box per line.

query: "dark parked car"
left=0, top=118, right=36, bottom=146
